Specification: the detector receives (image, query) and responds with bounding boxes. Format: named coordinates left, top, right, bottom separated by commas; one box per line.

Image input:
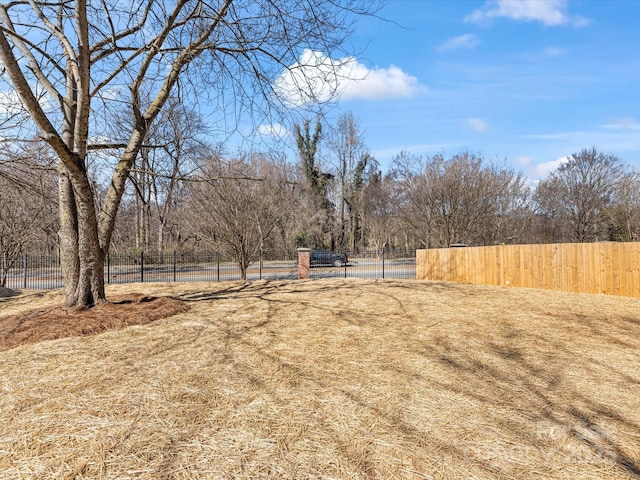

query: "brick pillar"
left=297, top=248, right=311, bottom=279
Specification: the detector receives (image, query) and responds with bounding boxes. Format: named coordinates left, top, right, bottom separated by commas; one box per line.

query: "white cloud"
left=274, top=49, right=423, bottom=107
left=526, top=124, right=640, bottom=149
left=95, top=87, right=122, bottom=102
left=257, top=123, right=288, bottom=138
left=542, top=47, right=568, bottom=57
left=603, top=117, right=640, bottom=130
left=342, top=63, right=422, bottom=101
left=519, top=46, right=568, bottom=62
left=464, top=0, right=590, bottom=27
left=534, top=155, right=569, bottom=177
left=516, top=156, right=532, bottom=166
left=436, top=34, right=480, bottom=52
left=466, top=117, right=489, bottom=132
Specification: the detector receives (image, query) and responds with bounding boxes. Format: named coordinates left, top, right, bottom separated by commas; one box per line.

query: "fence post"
left=382, top=249, right=385, bottom=279
left=140, top=251, right=144, bottom=283
left=217, top=252, right=220, bottom=282
left=23, top=254, right=28, bottom=289
left=106, top=253, right=110, bottom=284
left=344, top=254, right=347, bottom=278
left=297, top=248, right=310, bottom=279
left=173, top=250, right=177, bottom=282
left=259, top=248, right=263, bottom=280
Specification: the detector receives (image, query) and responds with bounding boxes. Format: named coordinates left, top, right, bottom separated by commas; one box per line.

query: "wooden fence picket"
left=416, top=242, right=640, bottom=298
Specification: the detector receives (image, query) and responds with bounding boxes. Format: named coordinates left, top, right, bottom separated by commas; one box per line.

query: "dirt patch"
left=0, top=293, right=189, bottom=352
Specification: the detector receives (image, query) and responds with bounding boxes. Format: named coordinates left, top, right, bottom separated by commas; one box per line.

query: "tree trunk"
left=74, top=176, right=105, bottom=307
left=58, top=164, right=105, bottom=308
left=58, top=166, right=80, bottom=304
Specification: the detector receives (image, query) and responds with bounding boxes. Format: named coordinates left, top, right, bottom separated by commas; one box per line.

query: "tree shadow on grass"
left=213, top=280, right=640, bottom=478
left=425, top=330, right=640, bottom=479
left=133, top=279, right=640, bottom=478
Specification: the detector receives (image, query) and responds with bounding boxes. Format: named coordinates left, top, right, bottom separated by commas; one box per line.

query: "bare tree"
left=361, top=170, right=399, bottom=251
left=389, top=151, right=435, bottom=248
left=535, top=147, right=625, bottom=242
left=185, top=154, right=294, bottom=280
left=121, top=98, right=211, bottom=253
left=610, top=171, right=640, bottom=241
left=533, top=177, right=569, bottom=242
left=0, top=146, right=57, bottom=286
left=327, top=111, right=367, bottom=249
left=0, top=0, right=378, bottom=306
left=392, top=151, right=529, bottom=247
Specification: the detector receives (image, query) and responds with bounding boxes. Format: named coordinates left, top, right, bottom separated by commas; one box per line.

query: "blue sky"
left=266, top=0, right=640, bottom=181
left=1, top=0, right=637, bottom=183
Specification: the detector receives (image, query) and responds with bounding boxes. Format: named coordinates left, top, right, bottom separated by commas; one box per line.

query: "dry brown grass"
left=0, top=278, right=639, bottom=479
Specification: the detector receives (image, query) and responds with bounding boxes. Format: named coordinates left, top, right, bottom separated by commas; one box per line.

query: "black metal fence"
left=1, top=250, right=416, bottom=290
left=308, top=250, right=416, bottom=280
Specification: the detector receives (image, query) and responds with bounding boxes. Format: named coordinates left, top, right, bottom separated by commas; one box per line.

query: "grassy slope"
left=1, top=278, right=639, bottom=479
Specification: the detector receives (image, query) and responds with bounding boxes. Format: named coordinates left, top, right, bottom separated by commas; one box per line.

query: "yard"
left=0, top=278, right=639, bottom=479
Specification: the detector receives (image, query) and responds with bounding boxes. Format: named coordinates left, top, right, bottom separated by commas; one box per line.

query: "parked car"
left=310, top=250, right=348, bottom=267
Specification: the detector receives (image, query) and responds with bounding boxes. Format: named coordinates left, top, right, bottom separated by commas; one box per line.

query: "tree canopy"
left=0, top=0, right=379, bottom=306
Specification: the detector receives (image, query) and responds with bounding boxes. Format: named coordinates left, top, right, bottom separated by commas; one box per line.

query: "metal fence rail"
left=2, top=254, right=62, bottom=290
left=2, top=250, right=416, bottom=290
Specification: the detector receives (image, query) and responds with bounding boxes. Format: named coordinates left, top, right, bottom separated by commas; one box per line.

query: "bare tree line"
left=3, top=104, right=640, bottom=289
left=0, top=144, right=58, bottom=287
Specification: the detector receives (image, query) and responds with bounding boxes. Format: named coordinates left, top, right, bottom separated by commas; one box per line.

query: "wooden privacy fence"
left=417, top=242, right=640, bottom=298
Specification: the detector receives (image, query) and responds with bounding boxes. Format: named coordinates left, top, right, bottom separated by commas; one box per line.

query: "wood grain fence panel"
left=605, top=243, right=615, bottom=295
left=533, top=245, right=545, bottom=288
left=524, top=244, right=534, bottom=289
left=480, top=247, right=487, bottom=285
left=522, top=245, right=532, bottom=289
left=480, top=247, right=489, bottom=284
left=612, top=242, right=621, bottom=295
left=571, top=246, right=589, bottom=292
left=495, top=246, right=504, bottom=287
left=465, top=248, right=474, bottom=284
left=416, top=249, right=426, bottom=280
left=416, top=242, right=640, bottom=298
left=431, top=248, right=442, bottom=280
left=615, top=242, right=623, bottom=294
left=551, top=244, right=561, bottom=291
left=564, top=244, right=574, bottom=292
left=630, top=243, right=640, bottom=297
left=601, top=243, right=613, bottom=295
left=489, top=246, right=498, bottom=285
left=586, top=243, right=597, bottom=294
left=504, top=245, right=524, bottom=287
left=452, top=249, right=460, bottom=283
left=458, top=249, right=468, bottom=283
left=547, top=244, right=555, bottom=289
left=621, top=243, right=632, bottom=297
left=567, top=244, right=584, bottom=292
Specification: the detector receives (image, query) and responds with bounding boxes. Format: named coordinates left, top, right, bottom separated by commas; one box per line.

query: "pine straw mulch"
left=0, top=279, right=639, bottom=480
left=0, top=293, right=189, bottom=352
